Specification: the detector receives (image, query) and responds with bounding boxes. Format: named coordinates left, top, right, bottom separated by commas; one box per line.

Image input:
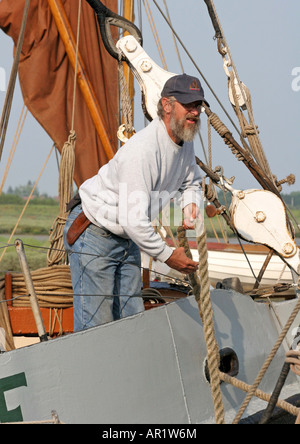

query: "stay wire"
left=3, top=241, right=193, bottom=290
left=152, top=0, right=249, bottom=143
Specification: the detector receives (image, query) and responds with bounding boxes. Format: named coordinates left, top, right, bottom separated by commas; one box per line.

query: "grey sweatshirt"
left=79, top=117, right=202, bottom=262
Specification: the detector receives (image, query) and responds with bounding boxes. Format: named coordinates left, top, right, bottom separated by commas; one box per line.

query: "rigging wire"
left=0, top=238, right=299, bottom=301
left=162, top=0, right=184, bottom=74
left=0, top=105, right=28, bottom=195
left=0, top=0, right=30, bottom=162
left=143, top=0, right=168, bottom=70
left=0, top=144, right=55, bottom=264
left=0, top=241, right=193, bottom=290
left=145, top=0, right=260, bottom=280
left=151, top=0, right=246, bottom=141
left=205, top=0, right=272, bottom=177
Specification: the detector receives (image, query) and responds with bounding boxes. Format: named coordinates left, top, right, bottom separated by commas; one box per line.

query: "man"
left=63, top=73, right=208, bottom=331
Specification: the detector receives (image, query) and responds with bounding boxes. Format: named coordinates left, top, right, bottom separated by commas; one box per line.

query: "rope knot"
left=242, top=124, right=259, bottom=138
left=67, top=130, right=77, bottom=145
left=276, top=173, right=296, bottom=187
left=205, top=183, right=217, bottom=202
left=273, top=173, right=295, bottom=192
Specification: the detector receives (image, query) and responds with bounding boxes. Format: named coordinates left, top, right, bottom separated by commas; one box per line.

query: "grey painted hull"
left=0, top=289, right=299, bottom=424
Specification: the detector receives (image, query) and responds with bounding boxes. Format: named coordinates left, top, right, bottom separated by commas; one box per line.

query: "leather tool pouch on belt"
left=66, top=210, right=91, bottom=245
left=66, top=193, right=91, bottom=245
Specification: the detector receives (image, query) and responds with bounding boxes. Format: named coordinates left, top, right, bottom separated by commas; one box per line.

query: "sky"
left=0, top=0, right=299, bottom=197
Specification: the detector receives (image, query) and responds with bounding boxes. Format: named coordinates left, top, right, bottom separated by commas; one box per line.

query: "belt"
left=66, top=210, right=91, bottom=245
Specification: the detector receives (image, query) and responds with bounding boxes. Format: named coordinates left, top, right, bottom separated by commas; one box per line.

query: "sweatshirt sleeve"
left=116, top=141, right=173, bottom=263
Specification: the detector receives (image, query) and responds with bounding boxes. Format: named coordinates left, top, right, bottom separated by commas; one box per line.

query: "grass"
left=290, top=208, right=300, bottom=223
left=0, top=203, right=60, bottom=235
left=0, top=203, right=59, bottom=276
left=0, top=236, right=50, bottom=276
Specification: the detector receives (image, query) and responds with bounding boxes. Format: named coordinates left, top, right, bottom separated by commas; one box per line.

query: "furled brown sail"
left=0, top=0, right=119, bottom=187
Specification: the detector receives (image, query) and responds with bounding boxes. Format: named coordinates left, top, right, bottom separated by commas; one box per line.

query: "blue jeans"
left=63, top=204, right=144, bottom=331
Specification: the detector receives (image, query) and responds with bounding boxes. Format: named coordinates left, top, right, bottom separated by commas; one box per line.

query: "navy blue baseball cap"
left=161, top=73, right=209, bottom=106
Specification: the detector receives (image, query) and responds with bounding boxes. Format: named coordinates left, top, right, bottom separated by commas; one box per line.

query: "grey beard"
left=170, top=113, right=200, bottom=142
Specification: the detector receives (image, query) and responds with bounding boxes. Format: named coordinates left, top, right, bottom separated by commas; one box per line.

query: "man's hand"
left=165, top=247, right=199, bottom=274
left=183, top=203, right=202, bottom=230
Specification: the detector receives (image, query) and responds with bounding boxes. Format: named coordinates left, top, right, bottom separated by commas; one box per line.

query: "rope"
left=143, top=0, right=168, bottom=70
left=219, top=372, right=300, bottom=418
left=228, top=72, right=273, bottom=178
left=118, top=53, right=135, bottom=135
left=7, top=410, right=63, bottom=424
left=177, top=222, right=225, bottom=424
left=0, top=281, right=15, bottom=351
left=0, top=144, right=55, bottom=265
left=151, top=0, right=245, bottom=139
left=47, top=132, right=76, bottom=266
left=47, top=0, right=82, bottom=265
left=0, top=0, right=30, bottom=162
left=177, top=226, right=201, bottom=304
left=196, top=228, right=225, bottom=424
left=207, top=0, right=273, bottom=178
left=233, top=296, right=300, bottom=424
left=71, top=0, right=82, bottom=131
left=209, top=0, right=296, bottom=192
left=0, top=105, right=28, bottom=195
left=2, top=233, right=300, bottom=422
left=177, top=212, right=299, bottom=424
left=162, top=0, right=184, bottom=73
left=6, top=265, right=73, bottom=309
left=206, top=111, right=244, bottom=162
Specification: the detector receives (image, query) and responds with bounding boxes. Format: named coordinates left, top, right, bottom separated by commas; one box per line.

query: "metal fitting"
left=255, top=211, right=266, bottom=223
left=283, top=242, right=295, bottom=255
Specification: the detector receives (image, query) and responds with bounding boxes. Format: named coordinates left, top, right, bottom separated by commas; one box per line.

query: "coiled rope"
left=47, top=0, right=82, bottom=266
left=47, top=131, right=76, bottom=266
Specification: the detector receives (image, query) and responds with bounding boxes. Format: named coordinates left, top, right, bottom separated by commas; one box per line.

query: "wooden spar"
left=47, top=0, right=116, bottom=160
left=122, top=0, right=135, bottom=103
left=122, top=0, right=135, bottom=139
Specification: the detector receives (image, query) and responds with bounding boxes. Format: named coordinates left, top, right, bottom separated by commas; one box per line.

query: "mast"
left=122, top=0, right=134, bottom=101
left=47, top=0, right=116, bottom=160
left=122, top=0, right=135, bottom=136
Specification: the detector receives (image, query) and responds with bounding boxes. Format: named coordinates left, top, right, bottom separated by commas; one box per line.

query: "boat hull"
left=0, top=290, right=299, bottom=424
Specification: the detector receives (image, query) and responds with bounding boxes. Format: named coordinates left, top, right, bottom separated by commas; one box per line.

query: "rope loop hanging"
left=47, top=131, right=76, bottom=266
left=47, top=0, right=82, bottom=266
left=176, top=177, right=225, bottom=424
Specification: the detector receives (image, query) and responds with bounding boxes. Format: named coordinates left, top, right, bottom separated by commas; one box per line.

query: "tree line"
left=1, top=181, right=300, bottom=208
left=1, top=181, right=58, bottom=205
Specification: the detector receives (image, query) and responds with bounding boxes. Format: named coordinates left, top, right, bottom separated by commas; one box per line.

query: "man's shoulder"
left=121, top=118, right=162, bottom=154
left=133, top=117, right=162, bottom=140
